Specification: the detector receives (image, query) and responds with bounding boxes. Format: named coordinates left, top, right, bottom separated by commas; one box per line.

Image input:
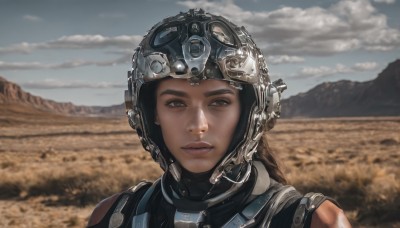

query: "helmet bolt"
left=172, top=60, right=186, bottom=73
left=150, top=60, right=163, bottom=74
left=191, top=67, right=199, bottom=75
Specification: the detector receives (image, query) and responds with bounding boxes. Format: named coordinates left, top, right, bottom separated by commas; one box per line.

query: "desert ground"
left=0, top=112, right=399, bottom=228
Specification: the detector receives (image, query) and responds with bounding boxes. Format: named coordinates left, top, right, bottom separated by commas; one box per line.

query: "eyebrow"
left=204, top=88, right=235, bottom=97
left=159, top=89, right=188, bottom=97
left=159, top=88, right=236, bottom=97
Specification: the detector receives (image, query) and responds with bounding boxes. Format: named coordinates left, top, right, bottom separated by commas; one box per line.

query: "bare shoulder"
left=86, top=193, right=122, bottom=227
left=311, top=200, right=352, bottom=228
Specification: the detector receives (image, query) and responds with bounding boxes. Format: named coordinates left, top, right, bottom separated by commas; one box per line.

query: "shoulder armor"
left=87, top=192, right=122, bottom=227
left=222, top=182, right=299, bottom=228
left=291, top=192, right=327, bottom=228
left=86, top=181, right=152, bottom=228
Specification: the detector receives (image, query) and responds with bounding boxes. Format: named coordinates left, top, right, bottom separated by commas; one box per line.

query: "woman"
left=88, top=9, right=351, bottom=228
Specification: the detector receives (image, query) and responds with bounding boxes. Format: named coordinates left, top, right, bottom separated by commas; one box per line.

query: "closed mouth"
left=181, top=142, right=214, bottom=153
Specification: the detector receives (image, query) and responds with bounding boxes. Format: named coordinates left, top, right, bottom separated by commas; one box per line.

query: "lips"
left=181, top=141, right=214, bottom=154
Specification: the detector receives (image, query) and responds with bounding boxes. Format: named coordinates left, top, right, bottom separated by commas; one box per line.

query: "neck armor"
left=129, top=161, right=303, bottom=228
left=124, top=8, right=287, bottom=185
left=107, top=162, right=330, bottom=228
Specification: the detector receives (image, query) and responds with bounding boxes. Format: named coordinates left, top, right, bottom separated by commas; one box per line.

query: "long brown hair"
left=256, top=134, right=287, bottom=184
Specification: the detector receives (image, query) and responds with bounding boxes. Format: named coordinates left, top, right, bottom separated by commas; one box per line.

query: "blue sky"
left=1, top=0, right=399, bottom=106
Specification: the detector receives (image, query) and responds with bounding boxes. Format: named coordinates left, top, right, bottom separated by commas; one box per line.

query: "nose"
left=187, top=107, right=208, bottom=135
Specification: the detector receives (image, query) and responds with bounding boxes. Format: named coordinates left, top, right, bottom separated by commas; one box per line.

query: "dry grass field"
left=0, top=112, right=399, bottom=228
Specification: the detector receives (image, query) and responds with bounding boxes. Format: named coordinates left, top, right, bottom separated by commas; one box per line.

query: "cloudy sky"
left=1, top=0, right=399, bottom=106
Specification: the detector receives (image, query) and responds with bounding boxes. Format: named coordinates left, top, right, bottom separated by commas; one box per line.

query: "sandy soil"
left=0, top=116, right=399, bottom=228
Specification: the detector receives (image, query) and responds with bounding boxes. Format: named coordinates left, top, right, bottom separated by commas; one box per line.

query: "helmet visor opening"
left=152, top=25, right=180, bottom=47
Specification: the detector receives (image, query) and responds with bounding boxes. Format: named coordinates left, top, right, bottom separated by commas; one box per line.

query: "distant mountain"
left=281, top=59, right=400, bottom=118
left=0, top=76, right=125, bottom=117
left=91, top=103, right=125, bottom=117
left=2, top=59, right=399, bottom=119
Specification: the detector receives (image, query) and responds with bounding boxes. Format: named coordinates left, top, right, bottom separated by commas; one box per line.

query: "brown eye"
left=210, top=99, right=230, bottom=107
left=166, top=100, right=185, bottom=108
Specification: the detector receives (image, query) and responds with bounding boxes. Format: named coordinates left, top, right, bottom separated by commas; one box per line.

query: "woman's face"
left=156, top=79, right=241, bottom=173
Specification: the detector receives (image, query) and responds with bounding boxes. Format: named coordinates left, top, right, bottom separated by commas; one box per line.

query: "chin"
left=185, top=167, right=212, bottom=173
left=183, top=162, right=214, bottom=174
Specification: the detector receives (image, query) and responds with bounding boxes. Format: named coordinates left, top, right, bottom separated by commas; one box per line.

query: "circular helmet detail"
left=125, top=8, right=286, bottom=184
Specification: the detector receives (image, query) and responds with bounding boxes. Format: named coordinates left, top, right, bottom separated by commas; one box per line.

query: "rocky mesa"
left=0, top=76, right=124, bottom=117
left=281, top=59, right=400, bottom=118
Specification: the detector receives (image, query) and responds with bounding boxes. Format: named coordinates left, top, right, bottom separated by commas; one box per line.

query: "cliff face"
left=0, top=77, right=125, bottom=117
left=281, top=59, right=400, bottom=118
left=0, top=77, right=95, bottom=115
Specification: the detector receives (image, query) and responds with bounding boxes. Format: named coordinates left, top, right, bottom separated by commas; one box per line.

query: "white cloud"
left=373, top=0, right=396, bottom=4
left=267, top=55, right=305, bottom=65
left=1, top=0, right=397, bottom=74
left=0, top=60, right=91, bottom=70
left=0, top=35, right=142, bottom=55
left=178, top=0, right=400, bottom=56
left=0, top=42, right=34, bottom=54
left=21, top=78, right=125, bottom=89
left=0, top=55, right=131, bottom=70
left=298, top=65, right=342, bottom=78
left=292, top=61, right=379, bottom=79
left=352, top=62, right=379, bottom=71
left=23, top=14, right=43, bottom=22
left=43, top=34, right=141, bottom=49
left=0, top=34, right=132, bottom=70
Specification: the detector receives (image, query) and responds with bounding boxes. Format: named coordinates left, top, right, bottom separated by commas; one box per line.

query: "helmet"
left=125, top=8, right=286, bottom=184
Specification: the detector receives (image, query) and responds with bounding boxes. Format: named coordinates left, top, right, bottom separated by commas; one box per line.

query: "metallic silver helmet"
left=125, top=8, right=286, bottom=184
